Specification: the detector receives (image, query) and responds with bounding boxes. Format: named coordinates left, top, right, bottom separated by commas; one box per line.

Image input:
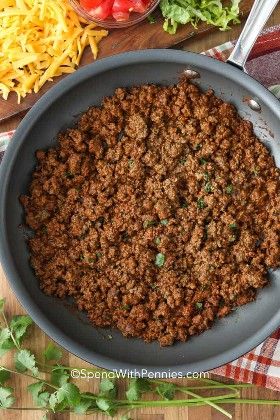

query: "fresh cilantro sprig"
left=0, top=386, right=15, bottom=408
left=44, top=343, right=63, bottom=362
left=126, top=378, right=151, bottom=401
left=0, top=297, right=280, bottom=419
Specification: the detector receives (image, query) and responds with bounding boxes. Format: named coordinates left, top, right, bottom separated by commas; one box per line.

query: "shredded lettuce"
left=160, top=0, right=240, bottom=34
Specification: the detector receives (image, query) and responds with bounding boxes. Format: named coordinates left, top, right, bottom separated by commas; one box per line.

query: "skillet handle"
left=227, top=0, right=279, bottom=70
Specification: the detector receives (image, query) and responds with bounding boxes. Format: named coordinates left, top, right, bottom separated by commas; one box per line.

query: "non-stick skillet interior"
left=1, top=51, right=280, bottom=373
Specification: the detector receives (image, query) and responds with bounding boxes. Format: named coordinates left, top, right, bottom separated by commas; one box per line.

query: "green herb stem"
left=179, top=389, right=235, bottom=418
left=148, top=378, right=250, bottom=391
left=115, top=393, right=240, bottom=406
left=1, top=313, right=20, bottom=350
left=38, top=363, right=110, bottom=375
left=0, top=366, right=58, bottom=390
left=200, top=377, right=245, bottom=393
left=219, top=399, right=280, bottom=405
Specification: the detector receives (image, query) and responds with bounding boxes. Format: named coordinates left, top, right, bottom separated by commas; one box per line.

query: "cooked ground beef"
left=20, top=79, right=280, bottom=346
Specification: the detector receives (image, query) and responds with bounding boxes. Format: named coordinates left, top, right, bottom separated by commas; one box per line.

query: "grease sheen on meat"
left=20, top=80, right=280, bottom=346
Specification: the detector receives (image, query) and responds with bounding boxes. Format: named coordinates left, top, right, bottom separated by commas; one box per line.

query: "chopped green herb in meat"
left=197, top=198, right=206, bottom=209
left=155, top=253, right=165, bottom=267
left=204, top=182, right=212, bottom=193
left=195, top=302, right=203, bottom=310
left=226, top=184, right=233, bottom=194
left=143, top=220, right=157, bottom=228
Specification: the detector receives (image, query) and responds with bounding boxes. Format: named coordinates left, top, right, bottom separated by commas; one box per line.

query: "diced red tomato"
left=80, top=0, right=149, bottom=21
left=80, top=0, right=103, bottom=10
left=130, top=0, right=148, bottom=13
left=112, top=0, right=134, bottom=21
left=88, top=0, right=114, bottom=20
left=112, top=10, right=129, bottom=20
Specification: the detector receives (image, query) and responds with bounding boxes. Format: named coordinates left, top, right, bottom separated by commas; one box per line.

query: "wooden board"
left=0, top=0, right=253, bottom=123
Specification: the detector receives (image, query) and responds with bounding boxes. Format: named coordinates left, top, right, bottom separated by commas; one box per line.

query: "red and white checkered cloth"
left=213, top=329, right=280, bottom=390
left=1, top=25, right=280, bottom=390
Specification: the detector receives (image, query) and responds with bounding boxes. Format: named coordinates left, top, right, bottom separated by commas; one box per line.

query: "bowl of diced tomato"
left=69, top=0, right=159, bottom=27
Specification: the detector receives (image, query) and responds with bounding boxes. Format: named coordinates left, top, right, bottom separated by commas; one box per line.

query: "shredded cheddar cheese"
left=0, top=0, right=108, bottom=102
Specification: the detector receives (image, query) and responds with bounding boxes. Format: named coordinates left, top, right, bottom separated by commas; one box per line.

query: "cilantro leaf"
left=10, top=315, right=33, bottom=345
left=15, top=349, right=38, bottom=376
left=99, top=378, right=117, bottom=399
left=56, top=383, right=81, bottom=406
left=0, top=369, right=10, bottom=385
left=96, top=397, right=110, bottom=411
left=121, top=304, right=131, bottom=311
left=204, top=182, right=213, bottom=193
left=126, top=378, right=151, bottom=401
left=0, top=328, right=14, bottom=356
left=49, top=392, right=59, bottom=411
left=37, top=391, right=50, bottom=408
left=143, top=220, right=157, bottom=228
left=49, top=383, right=81, bottom=412
left=204, top=172, right=210, bottom=182
left=226, top=184, right=233, bottom=194
left=199, top=157, right=208, bottom=165
left=156, top=382, right=176, bottom=400
left=0, top=329, right=11, bottom=346
left=51, top=367, right=70, bottom=387
left=64, top=171, right=74, bottom=179
left=100, top=379, right=114, bottom=392
left=44, top=343, right=62, bottom=361
left=0, top=386, right=15, bottom=408
left=197, top=198, right=206, bottom=209
left=126, top=384, right=140, bottom=401
left=155, top=237, right=161, bottom=245
left=196, top=302, right=203, bottom=310
left=28, top=381, right=50, bottom=407
left=155, top=253, right=165, bottom=268
left=96, top=397, right=116, bottom=416
left=128, top=158, right=134, bottom=168
left=27, top=381, right=44, bottom=398
left=74, top=396, right=94, bottom=414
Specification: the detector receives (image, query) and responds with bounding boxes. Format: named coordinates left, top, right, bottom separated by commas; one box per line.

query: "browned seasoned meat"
left=20, top=79, right=280, bottom=346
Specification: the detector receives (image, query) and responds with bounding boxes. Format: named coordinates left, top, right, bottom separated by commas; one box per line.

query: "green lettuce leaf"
left=160, top=0, right=240, bottom=34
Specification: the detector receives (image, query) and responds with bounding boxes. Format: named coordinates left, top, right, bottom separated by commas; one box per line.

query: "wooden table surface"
left=1, top=6, right=280, bottom=419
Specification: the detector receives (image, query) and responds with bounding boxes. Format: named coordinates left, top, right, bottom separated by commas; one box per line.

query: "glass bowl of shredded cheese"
left=69, top=0, right=160, bottom=28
